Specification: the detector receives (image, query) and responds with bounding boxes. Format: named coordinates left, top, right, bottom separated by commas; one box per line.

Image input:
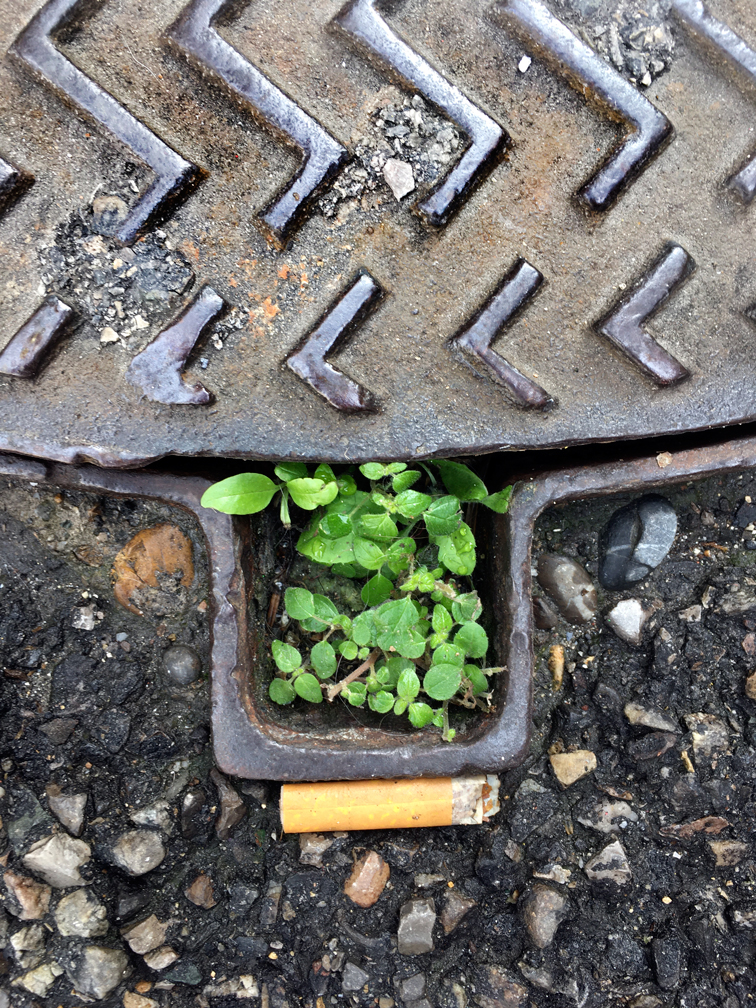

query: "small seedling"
left=201, top=459, right=512, bottom=740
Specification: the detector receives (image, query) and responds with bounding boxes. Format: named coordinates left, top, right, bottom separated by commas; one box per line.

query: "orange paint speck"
left=262, top=297, right=280, bottom=320
left=278, top=264, right=290, bottom=279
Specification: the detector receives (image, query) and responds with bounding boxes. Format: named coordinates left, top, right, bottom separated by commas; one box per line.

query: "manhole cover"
left=2, top=0, right=756, bottom=466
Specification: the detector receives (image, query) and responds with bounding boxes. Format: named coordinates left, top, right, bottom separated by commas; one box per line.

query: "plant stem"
left=279, top=487, right=291, bottom=529
left=442, top=700, right=451, bottom=741
left=326, top=649, right=380, bottom=702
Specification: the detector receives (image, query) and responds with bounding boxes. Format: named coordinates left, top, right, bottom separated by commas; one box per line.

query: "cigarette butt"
left=549, top=644, right=564, bottom=690
left=280, top=775, right=500, bottom=833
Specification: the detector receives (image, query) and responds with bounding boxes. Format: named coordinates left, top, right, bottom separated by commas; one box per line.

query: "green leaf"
left=332, top=562, right=359, bottom=578
left=454, top=621, right=488, bottom=659
left=392, top=470, right=421, bottom=493
left=269, top=678, right=296, bottom=705
left=408, top=702, right=435, bottom=728
left=339, top=640, right=359, bottom=660
left=271, top=640, right=302, bottom=674
left=274, top=461, right=308, bottom=482
left=481, top=486, right=513, bottom=513
left=424, top=496, right=462, bottom=537
left=371, top=489, right=396, bottom=512
left=284, top=587, right=338, bottom=631
left=396, top=667, right=420, bottom=700
left=293, top=672, right=323, bottom=703
left=394, top=697, right=408, bottom=716
left=432, top=709, right=444, bottom=728
left=432, top=642, right=465, bottom=665
left=319, top=513, right=353, bottom=539
left=423, top=663, right=462, bottom=701
left=359, top=462, right=387, bottom=480
left=464, top=664, right=490, bottom=695
left=434, top=459, right=488, bottom=502
left=374, top=597, right=427, bottom=659
left=393, top=489, right=432, bottom=519
left=432, top=604, right=453, bottom=635
left=361, top=574, right=394, bottom=606
left=313, top=463, right=336, bottom=484
left=351, top=610, right=376, bottom=647
left=342, top=682, right=367, bottom=706
left=368, top=690, right=395, bottom=713
left=310, top=640, right=337, bottom=679
left=399, top=566, right=437, bottom=594
left=200, top=473, right=278, bottom=515
left=353, top=537, right=386, bottom=571
left=452, top=591, right=483, bottom=623
left=384, top=536, right=417, bottom=575
left=386, top=463, right=407, bottom=474
left=337, top=473, right=357, bottom=496
left=436, top=524, right=476, bottom=576
left=287, top=477, right=338, bottom=510
left=358, top=647, right=370, bottom=660
left=357, top=512, right=399, bottom=542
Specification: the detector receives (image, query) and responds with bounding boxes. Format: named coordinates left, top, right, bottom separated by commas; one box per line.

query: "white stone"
left=46, top=786, right=87, bottom=837
left=606, top=599, right=649, bottom=645
left=23, top=833, right=91, bottom=888
left=576, top=800, right=638, bottom=834
left=678, top=604, right=702, bottom=622
left=111, top=830, right=165, bottom=876
left=55, top=888, right=108, bottom=937
left=13, top=961, right=63, bottom=996
left=100, top=327, right=120, bottom=343
left=121, top=914, right=168, bottom=954
left=383, top=158, right=415, bottom=201
left=142, top=946, right=178, bottom=970
left=584, top=840, right=632, bottom=885
left=624, top=702, right=678, bottom=732
left=66, top=946, right=130, bottom=1000
left=684, top=713, right=729, bottom=761
left=549, top=750, right=596, bottom=786
left=518, top=55, right=532, bottom=72
left=72, top=605, right=97, bottom=630
left=130, top=800, right=173, bottom=836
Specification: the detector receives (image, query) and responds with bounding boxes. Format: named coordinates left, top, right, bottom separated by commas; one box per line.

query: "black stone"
left=599, top=494, right=677, bottom=590
left=735, top=500, right=756, bottom=528
left=653, top=934, right=684, bottom=989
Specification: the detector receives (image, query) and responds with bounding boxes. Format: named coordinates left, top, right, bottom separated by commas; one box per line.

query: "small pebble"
left=537, top=555, right=597, bottom=624
left=55, top=888, right=108, bottom=937
left=606, top=599, right=650, bottom=645
left=383, top=158, right=415, bottom=201
left=162, top=644, right=201, bottom=685
left=440, top=890, right=476, bottom=934
left=522, top=884, right=567, bottom=948
left=518, top=54, right=532, bottom=72
left=121, top=914, right=169, bottom=954
left=684, top=713, right=729, bottom=761
left=599, top=494, right=677, bottom=590
left=624, top=702, right=678, bottom=732
left=299, top=833, right=334, bottom=867
left=397, top=898, right=435, bottom=955
left=64, top=945, right=130, bottom=1000
left=344, top=851, right=390, bottom=908
left=549, top=750, right=596, bottom=787
left=22, top=833, right=91, bottom=887
left=584, top=839, right=632, bottom=885
left=111, top=830, right=166, bottom=876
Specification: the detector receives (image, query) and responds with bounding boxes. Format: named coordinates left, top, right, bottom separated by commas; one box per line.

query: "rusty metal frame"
left=4, top=434, right=756, bottom=781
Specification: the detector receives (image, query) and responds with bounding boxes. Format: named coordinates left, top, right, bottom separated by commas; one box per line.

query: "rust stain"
left=112, top=523, right=194, bottom=616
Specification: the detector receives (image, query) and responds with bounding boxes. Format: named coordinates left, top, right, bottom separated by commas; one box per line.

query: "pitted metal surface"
left=2, top=0, right=756, bottom=466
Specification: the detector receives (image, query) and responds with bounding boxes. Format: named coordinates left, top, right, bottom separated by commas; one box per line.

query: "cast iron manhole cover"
left=2, top=0, right=756, bottom=466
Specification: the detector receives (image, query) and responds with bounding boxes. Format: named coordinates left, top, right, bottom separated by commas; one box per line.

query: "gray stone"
left=684, top=713, right=729, bottom=761
left=397, top=898, right=435, bottom=955
left=537, top=555, right=597, bottom=624
left=130, top=800, right=173, bottom=835
left=652, top=934, right=683, bottom=989
left=91, top=195, right=129, bottom=235
left=472, top=964, right=528, bottom=1007
left=163, top=958, right=202, bottom=985
left=55, top=888, right=108, bottom=937
left=584, top=839, right=632, bottom=885
left=341, top=961, right=369, bottom=992
left=65, top=945, right=130, bottom=999
left=96, top=708, right=131, bottom=753
left=575, top=800, right=638, bottom=834
left=298, top=833, right=334, bottom=867
left=162, top=644, right=201, bottom=685
left=383, top=158, right=415, bottom=200
left=400, top=973, right=426, bottom=1001
left=624, top=702, right=677, bottom=732
left=3, top=869, right=51, bottom=919
left=10, top=923, right=46, bottom=969
left=111, top=830, right=165, bottom=876
left=599, top=494, right=677, bottom=590
left=121, top=913, right=168, bottom=954
left=39, top=718, right=78, bottom=744
left=46, top=784, right=87, bottom=836
left=441, top=891, right=476, bottom=934
left=143, top=945, right=179, bottom=970
left=12, top=961, right=64, bottom=996
left=522, top=885, right=567, bottom=948
left=23, top=833, right=90, bottom=887
left=210, top=768, right=246, bottom=839
left=606, top=599, right=651, bottom=645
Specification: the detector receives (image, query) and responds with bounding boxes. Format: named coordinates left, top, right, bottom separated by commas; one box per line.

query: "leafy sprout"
left=201, top=460, right=512, bottom=741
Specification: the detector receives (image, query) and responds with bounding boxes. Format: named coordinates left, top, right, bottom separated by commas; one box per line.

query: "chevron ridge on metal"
left=451, top=258, right=552, bottom=409
left=0, top=157, right=33, bottom=217
left=167, top=0, right=348, bottom=248
left=499, top=0, right=673, bottom=211
left=671, top=0, right=756, bottom=202
left=9, top=0, right=202, bottom=245
left=334, top=0, right=507, bottom=227
left=0, top=295, right=75, bottom=378
left=286, top=271, right=383, bottom=413
left=125, top=285, right=226, bottom=405
left=595, top=243, right=693, bottom=386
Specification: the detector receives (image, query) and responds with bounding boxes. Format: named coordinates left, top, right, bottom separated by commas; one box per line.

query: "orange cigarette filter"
left=280, top=775, right=500, bottom=833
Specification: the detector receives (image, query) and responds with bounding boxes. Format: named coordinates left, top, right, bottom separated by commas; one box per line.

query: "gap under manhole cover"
left=2, top=0, right=756, bottom=466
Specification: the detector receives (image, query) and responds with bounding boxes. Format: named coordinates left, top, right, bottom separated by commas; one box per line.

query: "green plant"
left=201, top=459, right=512, bottom=741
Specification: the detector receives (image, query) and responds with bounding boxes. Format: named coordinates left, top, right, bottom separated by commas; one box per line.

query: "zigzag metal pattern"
left=500, top=0, right=673, bottom=211
left=0, top=296, right=75, bottom=378
left=10, top=0, right=201, bottom=245
left=451, top=259, right=552, bottom=409
left=671, top=0, right=756, bottom=202
left=334, top=0, right=507, bottom=227
left=0, top=157, right=33, bottom=218
left=595, top=243, right=693, bottom=386
left=168, top=0, right=348, bottom=248
left=286, top=271, right=383, bottom=412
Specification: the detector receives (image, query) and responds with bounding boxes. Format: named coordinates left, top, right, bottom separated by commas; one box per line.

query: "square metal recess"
left=5, top=434, right=755, bottom=781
